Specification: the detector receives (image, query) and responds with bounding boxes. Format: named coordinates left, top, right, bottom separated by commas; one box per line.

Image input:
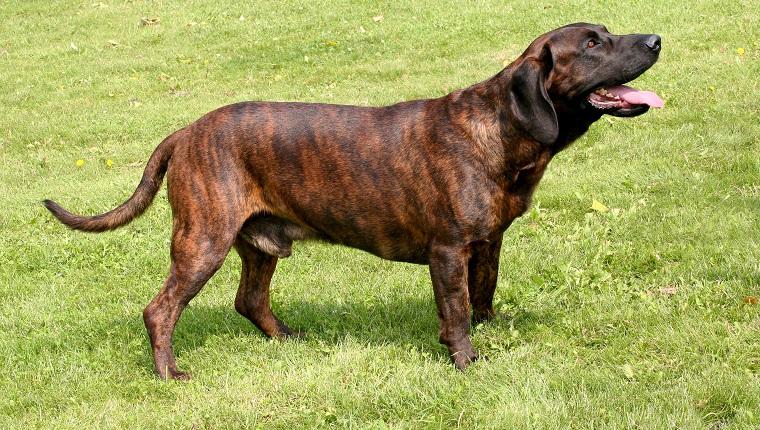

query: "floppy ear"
left=507, top=56, right=559, bottom=145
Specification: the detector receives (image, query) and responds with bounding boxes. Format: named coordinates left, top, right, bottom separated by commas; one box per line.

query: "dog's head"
left=506, top=23, right=662, bottom=145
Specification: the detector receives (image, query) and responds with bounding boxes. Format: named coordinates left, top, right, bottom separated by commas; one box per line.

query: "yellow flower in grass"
left=76, top=159, right=84, bottom=166
left=106, top=159, right=113, bottom=167
left=737, top=48, right=745, bottom=55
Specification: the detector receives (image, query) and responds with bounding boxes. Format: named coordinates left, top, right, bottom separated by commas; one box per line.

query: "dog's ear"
left=507, top=53, right=558, bottom=145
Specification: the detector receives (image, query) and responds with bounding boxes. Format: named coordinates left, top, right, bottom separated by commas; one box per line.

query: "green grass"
left=1, top=0, right=758, bottom=428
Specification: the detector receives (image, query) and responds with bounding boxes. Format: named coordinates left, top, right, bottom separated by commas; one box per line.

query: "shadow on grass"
left=124, top=293, right=559, bottom=371
left=171, top=294, right=440, bottom=351
left=6, top=275, right=554, bottom=387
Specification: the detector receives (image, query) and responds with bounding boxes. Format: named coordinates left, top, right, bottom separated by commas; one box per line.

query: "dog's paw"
left=451, top=350, right=487, bottom=371
left=472, top=309, right=509, bottom=324
left=158, top=368, right=193, bottom=381
left=274, top=325, right=306, bottom=340
left=170, top=371, right=193, bottom=381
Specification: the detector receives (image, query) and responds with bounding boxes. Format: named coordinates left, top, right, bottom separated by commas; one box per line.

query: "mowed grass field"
left=1, top=0, right=758, bottom=428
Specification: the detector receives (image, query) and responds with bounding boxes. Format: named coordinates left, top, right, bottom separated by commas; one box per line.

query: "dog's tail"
left=43, top=132, right=177, bottom=232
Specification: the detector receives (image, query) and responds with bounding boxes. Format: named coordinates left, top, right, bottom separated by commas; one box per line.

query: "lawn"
left=1, top=0, right=758, bottom=428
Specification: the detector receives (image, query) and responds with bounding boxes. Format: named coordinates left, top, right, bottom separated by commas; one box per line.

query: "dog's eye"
left=587, top=39, right=598, bottom=48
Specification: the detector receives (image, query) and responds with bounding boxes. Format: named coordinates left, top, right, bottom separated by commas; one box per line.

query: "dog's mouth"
left=587, top=85, right=664, bottom=117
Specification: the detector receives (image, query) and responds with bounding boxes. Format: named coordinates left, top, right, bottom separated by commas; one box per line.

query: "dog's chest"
left=504, top=153, right=552, bottom=220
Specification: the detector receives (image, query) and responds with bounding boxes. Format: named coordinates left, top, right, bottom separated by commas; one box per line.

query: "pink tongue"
left=607, top=85, right=664, bottom=108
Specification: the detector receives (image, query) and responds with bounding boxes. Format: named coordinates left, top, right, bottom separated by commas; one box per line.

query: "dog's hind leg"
left=233, top=238, right=304, bottom=339
left=143, top=228, right=233, bottom=380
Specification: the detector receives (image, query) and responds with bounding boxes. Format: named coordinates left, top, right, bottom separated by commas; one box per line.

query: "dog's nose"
left=645, top=34, right=661, bottom=52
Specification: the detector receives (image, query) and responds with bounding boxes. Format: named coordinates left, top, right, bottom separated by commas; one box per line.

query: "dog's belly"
left=240, top=211, right=432, bottom=264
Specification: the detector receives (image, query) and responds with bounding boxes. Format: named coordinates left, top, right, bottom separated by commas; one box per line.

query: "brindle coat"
left=45, top=23, right=661, bottom=380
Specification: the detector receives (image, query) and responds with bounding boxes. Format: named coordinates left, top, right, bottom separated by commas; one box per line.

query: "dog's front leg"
left=468, top=235, right=503, bottom=323
left=428, top=244, right=480, bottom=370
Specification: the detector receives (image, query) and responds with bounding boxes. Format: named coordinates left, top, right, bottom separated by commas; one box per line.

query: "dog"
left=44, top=23, right=662, bottom=380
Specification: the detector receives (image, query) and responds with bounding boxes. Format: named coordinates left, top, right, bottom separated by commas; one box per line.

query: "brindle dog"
left=45, top=23, right=662, bottom=380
